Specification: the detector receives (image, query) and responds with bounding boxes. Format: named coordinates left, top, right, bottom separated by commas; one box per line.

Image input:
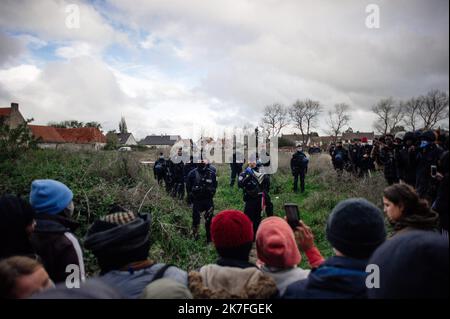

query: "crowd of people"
left=0, top=130, right=448, bottom=299
left=329, top=129, right=449, bottom=235
left=0, top=175, right=448, bottom=299
left=153, top=148, right=275, bottom=240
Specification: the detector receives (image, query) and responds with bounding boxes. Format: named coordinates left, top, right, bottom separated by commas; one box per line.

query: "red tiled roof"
left=29, top=125, right=65, bottom=143
left=55, top=127, right=106, bottom=144
left=0, top=108, right=12, bottom=117
left=29, top=126, right=106, bottom=144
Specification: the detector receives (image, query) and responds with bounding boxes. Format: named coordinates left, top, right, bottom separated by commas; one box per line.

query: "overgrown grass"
left=0, top=149, right=388, bottom=275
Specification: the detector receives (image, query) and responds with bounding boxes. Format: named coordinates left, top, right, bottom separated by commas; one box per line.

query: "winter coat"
left=416, top=143, right=443, bottom=200
left=30, top=213, right=85, bottom=284
left=433, top=151, right=449, bottom=231
left=188, top=264, right=278, bottom=299
left=283, top=256, right=370, bottom=299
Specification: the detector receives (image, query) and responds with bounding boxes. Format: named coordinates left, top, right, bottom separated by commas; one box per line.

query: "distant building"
left=0, top=102, right=26, bottom=128
left=116, top=132, right=138, bottom=146
left=341, top=131, right=375, bottom=144
left=139, top=135, right=181, bottom=148
left=29, top=125, right=107, bottom=150
left=307, top=135, right=335, bottom=150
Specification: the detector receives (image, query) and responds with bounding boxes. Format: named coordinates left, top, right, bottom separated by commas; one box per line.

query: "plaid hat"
left=101, top=212, right=136, bottom=225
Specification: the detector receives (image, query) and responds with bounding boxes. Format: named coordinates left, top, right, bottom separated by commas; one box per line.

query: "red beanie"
left=256, top=217, right=301, bottom=268
left=361, top=137, right=368, bottom=143
left=211, top=210, right=254, bottom=248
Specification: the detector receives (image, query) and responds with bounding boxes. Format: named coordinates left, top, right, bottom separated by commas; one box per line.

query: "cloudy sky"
left=0, top=0, right=448, bottom=139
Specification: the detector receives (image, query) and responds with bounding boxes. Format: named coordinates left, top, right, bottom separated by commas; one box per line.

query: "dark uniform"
left=186, top=163, right=217, bottom=242
left=348, top=141, right=362, bottom=175
left=359, top=144, right=374, bottom=178
left=171, top=160, right=185, bottom=200
left=415, top=131, right=443, bottom=202
left=379, top=136, right=399, bottom=185
left=164, top=159, right=175, bottom=194
left=290, top=150, right=308, bottom=193
left=153, top=155, right=166, bottom=186
left=183, top=156, right=197, bottom=205
left=229, top=151, right=244, bottom=187
left=238, top=165, right=272, bottom=237
left=331, top=143, right=349, bottom=174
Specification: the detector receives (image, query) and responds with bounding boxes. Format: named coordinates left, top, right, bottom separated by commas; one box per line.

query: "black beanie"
left=84, top=213, right=152, bottom=273
left=0, top=195, right=36, bottom=259
left=326, top=198, right=386, bottom=259
left=368, top=230, right=449, bottom=299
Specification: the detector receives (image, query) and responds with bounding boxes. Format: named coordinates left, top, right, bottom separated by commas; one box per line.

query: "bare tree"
left=289, top=99, right=322, bottom=145
left=401, top=97, right=424, bottom=131
left=372, top=98, right=404, bottom=135
left=420, top=90, right=449, bottom=129
left=260, top=103, right=289, bottom=137
left=327, top=103, right=351, bottom=142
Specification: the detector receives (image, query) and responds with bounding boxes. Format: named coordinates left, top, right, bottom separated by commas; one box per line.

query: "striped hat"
left=101, top=211, right=136, bottom=225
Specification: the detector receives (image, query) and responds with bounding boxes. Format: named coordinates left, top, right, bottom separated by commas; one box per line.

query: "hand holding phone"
left=284, top=203, right=300, bottom=230
left=295, top=221, right=315, bottom=252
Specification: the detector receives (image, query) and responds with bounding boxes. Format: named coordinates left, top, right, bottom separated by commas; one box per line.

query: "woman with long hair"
left=383, top=183, right=439, bottom=236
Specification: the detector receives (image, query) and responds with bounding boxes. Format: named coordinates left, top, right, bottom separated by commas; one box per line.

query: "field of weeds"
left=0, top=148, right=389, bottom=275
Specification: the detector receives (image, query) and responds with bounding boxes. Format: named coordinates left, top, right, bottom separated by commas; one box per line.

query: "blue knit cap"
left=30, top=179, right=73, bottom=215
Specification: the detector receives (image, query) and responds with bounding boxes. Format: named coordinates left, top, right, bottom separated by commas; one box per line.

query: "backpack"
left=154, top=161, right=164, bottom=174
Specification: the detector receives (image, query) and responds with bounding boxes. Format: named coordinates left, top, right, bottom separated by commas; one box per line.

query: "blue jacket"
left=283, top=256, right=369, bottom=299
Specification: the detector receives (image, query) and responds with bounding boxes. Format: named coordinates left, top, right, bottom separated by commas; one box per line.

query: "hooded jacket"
left=30, top=213, right=85, bottom=284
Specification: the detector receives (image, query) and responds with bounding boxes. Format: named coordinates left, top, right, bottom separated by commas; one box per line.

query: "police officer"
left=290, top=145, right=309, bottom=193
left=183, top=155, right=197, bottom=205
left=170, top=148, right=185, bottom=200
left=348, top=138, right=362, bottom=176
left=379, top=134, right=399, bottom=185
left=153, top=152, right=166, bottom=186
left=238, top=155, right=272, bottom=236
left=229, top=148, right=244, bottom=187
left=186, top=159, right=217, bottom=242
left=416, top=130, right=443, bottom=202
left=331, top=141, right=349, bottom=175
left=359, top=137, right=374, bottom=178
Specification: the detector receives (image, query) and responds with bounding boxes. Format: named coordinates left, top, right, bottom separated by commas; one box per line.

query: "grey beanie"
left=326, top=198, right=386, bottom=259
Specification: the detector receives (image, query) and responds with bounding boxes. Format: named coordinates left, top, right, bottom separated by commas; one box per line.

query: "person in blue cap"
left=29, top=179, right=85, bottom=284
